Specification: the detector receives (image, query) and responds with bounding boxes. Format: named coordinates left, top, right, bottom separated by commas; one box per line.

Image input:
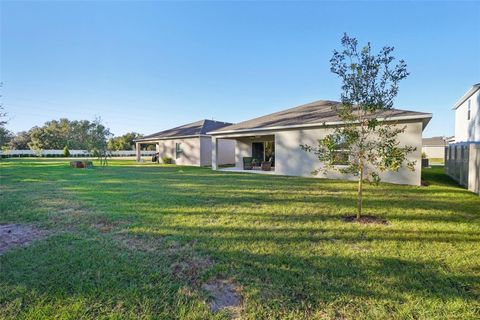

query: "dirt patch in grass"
left=171, top=255, right=213, bottom=284
left=202, top=278, right=242, bottom=316
left=92, top=219, right=128, bottom=233
left=0, top=224, right=49, bottom=255
left=114, top=233, right=166, bottom=252
left=343, top=215, right=389, bottom=225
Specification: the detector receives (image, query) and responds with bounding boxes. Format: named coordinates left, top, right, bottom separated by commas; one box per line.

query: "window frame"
left=332, top=149, right=350, bottom=167
left=175, top=142, right=183, bottom=159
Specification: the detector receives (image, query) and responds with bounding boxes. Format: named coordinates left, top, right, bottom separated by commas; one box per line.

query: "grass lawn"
left=0, top=159, right=479, bottom=319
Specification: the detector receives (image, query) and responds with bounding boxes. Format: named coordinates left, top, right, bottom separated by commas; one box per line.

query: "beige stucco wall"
left=218, top=139, right=236, bottom=165
left=157, top=137, right=201, bottom=166
left=273, top=121, right=423, bottom=185
left=152, top=136, right=235, bottom=167
left=422, top=146, right=445, bottom=159
left=200, top=136, right=212, bottom=166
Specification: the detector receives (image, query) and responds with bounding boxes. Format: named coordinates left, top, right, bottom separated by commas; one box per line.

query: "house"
left=422, top=136, right=448, bottom=160
left=135, top=119, right=235, bottom=166
left=209, top=100, right=432, bottom=186
left=452, top=83, right=480, bottom=143
left=445, top=84, right=480, bottom=195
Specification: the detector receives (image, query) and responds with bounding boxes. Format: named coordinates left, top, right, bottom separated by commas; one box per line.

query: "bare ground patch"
left=91, top=219, right=129, bottom=233
left=0, top=224, right=49, bottom=255
left=343, top=215, right=389, bottom=225
left=114, top=232, right=242, bottom=316
left=202, top=278, right=243, bottom=317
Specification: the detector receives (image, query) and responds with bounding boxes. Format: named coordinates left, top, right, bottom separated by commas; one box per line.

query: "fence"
left=0, top=149, right=156, bottom=158
left=445, top=142, right=480, bottom=195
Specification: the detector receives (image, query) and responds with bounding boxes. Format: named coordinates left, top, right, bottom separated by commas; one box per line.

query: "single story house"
left=208, top=100, right=432, bottom=186
left=422, top=136, right=448, bottom=159
left=135, top=119, right=235, bottom=166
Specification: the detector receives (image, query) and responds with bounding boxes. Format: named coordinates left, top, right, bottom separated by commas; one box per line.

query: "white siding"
left=455, top=89, right=480, bottom=142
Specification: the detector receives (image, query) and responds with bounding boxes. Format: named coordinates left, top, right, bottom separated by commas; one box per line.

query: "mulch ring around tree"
left=0, top=224, right=49, bottom=255
left=343, top=215, right=389, bottom=225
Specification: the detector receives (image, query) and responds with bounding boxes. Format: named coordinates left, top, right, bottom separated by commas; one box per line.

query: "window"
left=332, top=135, right=350, bottom=166
left=175, top=143, right=183, bottom=159
left=467, top=100, right=471, bottom=120
left=332, top=151, right=350, bottom=165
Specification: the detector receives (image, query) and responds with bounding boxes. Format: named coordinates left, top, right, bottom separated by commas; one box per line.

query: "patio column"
left=212, top=137, right=218, bottom=170
left=136, top=142, right=141, bottom=162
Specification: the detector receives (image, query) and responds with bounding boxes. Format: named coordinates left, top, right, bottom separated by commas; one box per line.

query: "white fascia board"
left=452, top=84, right=480, bottom=110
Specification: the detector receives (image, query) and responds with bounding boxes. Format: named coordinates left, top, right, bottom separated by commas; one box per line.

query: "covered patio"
left=212, top=134, right=275, bottom=172
left=135, top=141, right=159, bottom=162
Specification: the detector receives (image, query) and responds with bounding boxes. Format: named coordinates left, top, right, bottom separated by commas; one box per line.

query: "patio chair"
left=243, top=157, right=253, bottom=170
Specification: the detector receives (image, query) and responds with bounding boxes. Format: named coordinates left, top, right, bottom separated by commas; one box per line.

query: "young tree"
left=87, top=117, right=112, bottom=166
left=301, top=34, right=415, bottom=219
left=63, top=146, right=70, bottom=157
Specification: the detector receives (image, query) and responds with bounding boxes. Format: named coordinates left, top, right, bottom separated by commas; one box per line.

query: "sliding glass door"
left=252, top=142, right=264, bottom=162
left=252, top=141, right=275, bottom=165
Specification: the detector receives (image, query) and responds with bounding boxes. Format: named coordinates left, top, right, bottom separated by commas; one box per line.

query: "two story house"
left=446, top=83, right=480, bottom=194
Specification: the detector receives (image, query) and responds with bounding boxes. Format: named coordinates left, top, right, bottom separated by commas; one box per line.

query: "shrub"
left=63, top=146, right=70, bottom=157
left=161, top=156, right=172, bottom=164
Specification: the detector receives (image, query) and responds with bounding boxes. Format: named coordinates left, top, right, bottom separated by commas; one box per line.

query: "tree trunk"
left=357, top=165, right=364, bottom=219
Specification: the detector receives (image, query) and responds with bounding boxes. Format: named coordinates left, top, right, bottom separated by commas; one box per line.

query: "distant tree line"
left=0, top=118, right=154, bottom=151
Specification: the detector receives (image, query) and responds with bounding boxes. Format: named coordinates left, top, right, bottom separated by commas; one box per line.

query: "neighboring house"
left=445, top=84, right=480, bottom=195
left=453, top=83, right=480, bottom=143
left=209, top=100, right=432, bottom=186
left=135, top=119, right=235, bottom=166
left=422, top=136, right=448, bottom=159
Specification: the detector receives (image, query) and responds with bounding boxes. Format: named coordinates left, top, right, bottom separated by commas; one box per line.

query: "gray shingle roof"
left=209, top=100, right=432, bottom=134
left=136, top=119, right=232, bottom=142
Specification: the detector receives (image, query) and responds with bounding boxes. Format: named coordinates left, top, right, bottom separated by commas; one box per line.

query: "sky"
left=1, top=1, right=479, bottom=138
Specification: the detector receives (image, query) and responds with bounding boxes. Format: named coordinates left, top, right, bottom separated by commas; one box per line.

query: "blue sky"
left=1, top=1, right=479, bottom=138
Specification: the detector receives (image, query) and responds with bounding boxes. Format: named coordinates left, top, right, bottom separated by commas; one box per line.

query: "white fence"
left=0, top=149, right=156, bottom=158
left=445, top=142, right=480, bottom=195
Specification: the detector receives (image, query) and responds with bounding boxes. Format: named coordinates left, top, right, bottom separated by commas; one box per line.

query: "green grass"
left=1, top=159, right=479, bottom=319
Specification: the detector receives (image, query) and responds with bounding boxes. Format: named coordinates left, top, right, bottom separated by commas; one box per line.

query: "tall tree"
left=107, top=132, right=143, bottom=151
left=301, top=34, right=415, bottom=219
left=28, top=118, right=112, bottom=151
left=9, top=131, right=31, bottom=150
